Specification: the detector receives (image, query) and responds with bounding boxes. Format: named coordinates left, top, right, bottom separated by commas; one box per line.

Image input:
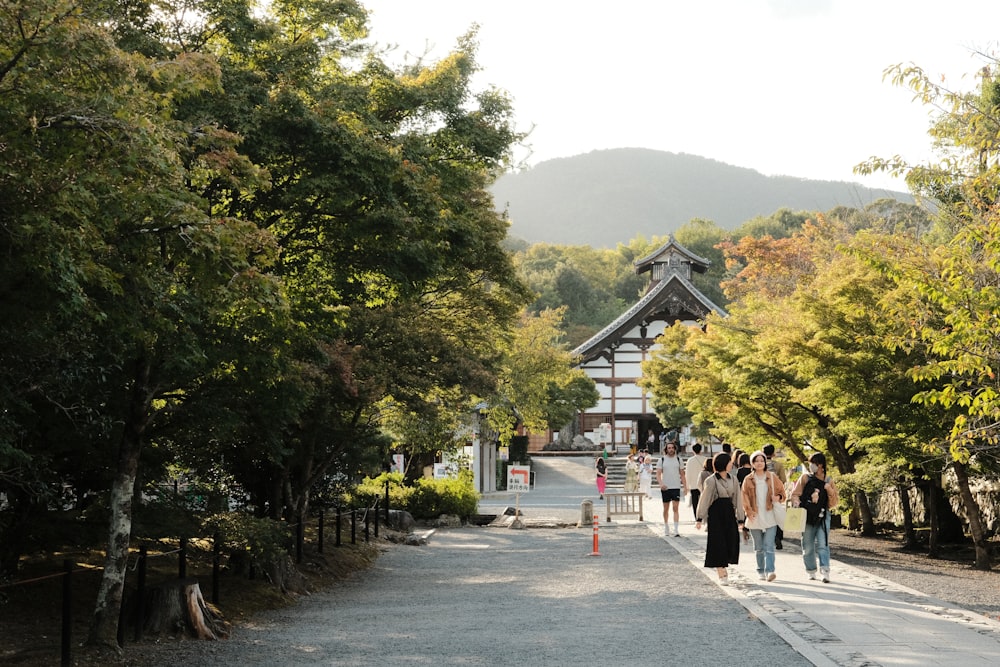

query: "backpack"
left=800, top=474, right=828, bottom=525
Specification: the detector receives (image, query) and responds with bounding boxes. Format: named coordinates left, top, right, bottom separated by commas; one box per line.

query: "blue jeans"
left=802, top=513, right=831, bottom=572
left=749, top=525, right=777, bottom=575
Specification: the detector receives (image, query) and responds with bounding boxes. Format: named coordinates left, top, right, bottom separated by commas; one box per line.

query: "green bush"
left=349, top=470, right=479, bottom=520
left=407, top=472, right=479, bottom=519
left=349, top=471, right=412, bottom=510
left=202, top=511, right=292, bottom=565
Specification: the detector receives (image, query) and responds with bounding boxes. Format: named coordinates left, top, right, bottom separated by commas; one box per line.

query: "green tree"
left=483, top=308, right=598, bottom=445
left=857, top=58, right=1000, bottom=569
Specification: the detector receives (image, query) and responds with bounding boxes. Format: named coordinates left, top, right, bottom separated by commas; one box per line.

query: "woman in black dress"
left=695, top=452, right=745, bottom=585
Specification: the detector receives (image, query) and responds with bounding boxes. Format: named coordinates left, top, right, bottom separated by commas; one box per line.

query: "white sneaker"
left=758, top=573, right=766, bottom=581
left=663, top=526, right=669, bottom=536
left=672, top=531, right=680, bottom=537
left=767, top=573, right=776, bottom=582
left=807, top=571, right=817, bottom=580
left=719, top=576, right=729, bottom=586
left=821, top=569, right=830, bottom=583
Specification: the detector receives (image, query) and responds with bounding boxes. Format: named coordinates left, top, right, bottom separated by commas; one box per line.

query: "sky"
left=361, top=0, right=1000, bottom=192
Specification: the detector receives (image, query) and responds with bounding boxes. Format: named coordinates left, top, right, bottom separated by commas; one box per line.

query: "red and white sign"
left=508, top=465, right=530, bottom=492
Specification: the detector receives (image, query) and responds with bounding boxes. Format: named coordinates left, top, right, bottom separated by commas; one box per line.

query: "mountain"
left=490, top=148, right=913, bottom=248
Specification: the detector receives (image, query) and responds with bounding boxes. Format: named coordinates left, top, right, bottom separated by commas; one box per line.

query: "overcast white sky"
left=362, top=0, right=1000, bottom=191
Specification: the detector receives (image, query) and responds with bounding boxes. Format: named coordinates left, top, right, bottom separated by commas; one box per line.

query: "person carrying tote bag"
left=791, top=452, right=840, bottom=582
left=783, top=504, right=807, bottom=532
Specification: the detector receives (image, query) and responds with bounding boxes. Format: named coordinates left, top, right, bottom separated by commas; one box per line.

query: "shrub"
left=348, top=471, right=412, bottom=510
left=202, top=511, right=291, bottom=567
left=349, top=470, right=479, bottom=520
left=407, top=471, right=479, bottom=519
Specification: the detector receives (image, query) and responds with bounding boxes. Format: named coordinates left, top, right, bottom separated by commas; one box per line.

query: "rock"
left=386, top=509, right=415, bottom=532
left=433, top=514, right=462, bottom=528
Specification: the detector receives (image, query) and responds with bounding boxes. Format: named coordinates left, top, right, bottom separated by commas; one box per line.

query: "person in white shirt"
left=638, top=452, right=653, bottom=498
left=657, top=442, right=687, bottom=536
left=684, top=442, right=707, bottom=521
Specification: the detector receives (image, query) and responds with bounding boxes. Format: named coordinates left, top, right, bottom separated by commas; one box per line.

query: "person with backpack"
left=791, top=452, right=839, bottom=582
left=657, top=442, right=688, bottom=536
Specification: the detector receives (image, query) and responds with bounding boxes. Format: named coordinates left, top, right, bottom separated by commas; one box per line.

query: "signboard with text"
left=507, top=465, right=530, bottom=492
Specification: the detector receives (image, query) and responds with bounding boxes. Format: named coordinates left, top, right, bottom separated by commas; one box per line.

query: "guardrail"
left=603, top=492, right=646, bottom=522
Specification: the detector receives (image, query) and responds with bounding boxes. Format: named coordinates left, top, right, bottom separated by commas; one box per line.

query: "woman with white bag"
left=740, top=450, right=786, bottom=582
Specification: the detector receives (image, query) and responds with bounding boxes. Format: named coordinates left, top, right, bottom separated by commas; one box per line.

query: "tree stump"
left=140, top=577, right=230, bottom=640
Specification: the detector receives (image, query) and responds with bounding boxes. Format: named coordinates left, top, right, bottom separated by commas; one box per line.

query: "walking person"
left=695, top=452, right=744, bottom=585
left=625, top=454, right=639, bottom=492
left=741, top=451, right=786, bottom=582
left=595, top=455, right=607, bottom=500
left=684, top=442, right=707, bottom=520
left=697, top=456, right=714, bottom=493
left=638, top=453, right=653, bottom=498
left=735, top=452, right=753, bottom=486
left=763, top=444, right=788, bottom=549
left=657, top=441, right=687, bottom=536
left=791, top=452, right=839, bottom=582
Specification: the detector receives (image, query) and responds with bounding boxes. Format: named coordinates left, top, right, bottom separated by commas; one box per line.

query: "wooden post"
left=384, top=479, right=390, bottom=522
left=179, top=537, right=187, bottom=579
left=61, top=560, right=72, bottom=667
left=336, top=506, right=342, bottom=547
left=211, top=535, right=220, bottom=605
left=296, top=519, right=303, bottom=564
left=134, top=546, right=147, bottom=642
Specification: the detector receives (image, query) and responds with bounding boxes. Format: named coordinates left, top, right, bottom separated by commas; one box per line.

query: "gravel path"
left=125, top=456, right=1000, bottom=665
left=130, top=525, right=811, bottom=666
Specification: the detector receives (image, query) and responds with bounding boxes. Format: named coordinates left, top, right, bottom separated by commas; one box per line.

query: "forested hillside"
left=514, top=201, right=933, bottom=349
left=492, top=148, right=914, bottom=247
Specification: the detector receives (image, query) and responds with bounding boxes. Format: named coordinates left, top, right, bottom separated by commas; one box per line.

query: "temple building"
left=565, top=236, right=726, bottom=452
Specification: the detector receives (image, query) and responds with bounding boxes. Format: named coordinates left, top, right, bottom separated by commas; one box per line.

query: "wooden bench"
left=604, top=492, right=645, bottom=522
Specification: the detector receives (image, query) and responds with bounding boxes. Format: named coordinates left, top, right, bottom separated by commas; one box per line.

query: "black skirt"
left=704, top=496, right=740, bottom=568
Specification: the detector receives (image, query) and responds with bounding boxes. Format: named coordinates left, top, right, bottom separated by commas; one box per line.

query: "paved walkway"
left=481, top=456, right=1000, bottom=666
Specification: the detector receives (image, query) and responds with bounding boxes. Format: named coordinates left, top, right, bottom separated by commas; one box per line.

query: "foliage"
left=348, top=471, right=479, bottom=520
left=481, top=308, right=598, bottom=444
left=202, top=511, right=293, bottom=566
left=348, top=472, right=413, bottom=510
left=406, top=472, right=480, bottom=519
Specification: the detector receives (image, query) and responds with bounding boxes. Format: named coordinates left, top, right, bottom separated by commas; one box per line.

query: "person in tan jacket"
left=741, top=451, right=786, bottom=581
left=791, top=452, right=839, bottom=582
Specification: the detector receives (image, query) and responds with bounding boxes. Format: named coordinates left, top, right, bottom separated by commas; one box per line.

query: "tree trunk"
left=853, top=489, right=876, bottom=535
left=816, top=421, right=876, bottom=536
left=87, top=357, right=154, bottom=650
left=897, top=479, right=918, bottom=550
left=925, top=476, right=940, bottom=557
left=951, top=460, right=992, bottom=571
left=921, top=472, right=964, bottom=554
left=260, top=553, right=309, bottom=595
left=138, top=578, right=230, bottom=640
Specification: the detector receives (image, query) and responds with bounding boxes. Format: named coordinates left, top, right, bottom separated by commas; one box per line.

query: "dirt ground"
left=0, top=537, right=383, bottom=667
